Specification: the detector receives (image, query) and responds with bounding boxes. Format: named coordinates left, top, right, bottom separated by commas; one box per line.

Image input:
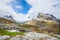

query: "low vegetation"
left=0, top=28, right=24, bottom=36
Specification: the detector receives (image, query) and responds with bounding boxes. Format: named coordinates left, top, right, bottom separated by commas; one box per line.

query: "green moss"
left=0, top=28, right=24, bottom=36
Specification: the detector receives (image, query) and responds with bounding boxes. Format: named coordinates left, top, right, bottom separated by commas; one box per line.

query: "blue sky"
left=0, top=0, right=60, bottom=22
left=10, top=0, right=31, bottom=14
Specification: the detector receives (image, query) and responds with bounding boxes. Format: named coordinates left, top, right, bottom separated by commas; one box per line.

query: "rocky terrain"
left=0, top=13, right=60, bottom=40
left=0, top=32, right=60, bottom=40
left=26, top=13, right=60, bottom=34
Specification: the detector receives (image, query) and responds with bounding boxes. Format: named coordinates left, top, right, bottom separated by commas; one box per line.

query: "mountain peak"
left=4, top=15, right=14, bottom=20
left=37, top=13, right=57, bottom=21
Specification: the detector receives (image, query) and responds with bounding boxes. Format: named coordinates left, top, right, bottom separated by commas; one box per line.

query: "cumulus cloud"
left=26, top=0, right=60, bottom=19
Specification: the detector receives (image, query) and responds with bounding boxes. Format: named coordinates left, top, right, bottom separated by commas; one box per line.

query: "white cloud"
left=0, top=0, right=15, bottom=16
left=16, top=5, right=23, bottom=10
left=0, top=0, right=29, bottom=22
left=26, top=0, right=60, bottom=19
left=0, top=0, right=60, bottom=22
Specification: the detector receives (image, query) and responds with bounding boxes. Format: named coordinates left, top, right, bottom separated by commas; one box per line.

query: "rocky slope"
left=0, top=14, right=60, bottom=40
left=0, top=32, right=60, bottom=40
left=9, top=32, right=60, bottom=40
left=26, top=13, right=60, bottom=34
left=37, top=13, right=57, bottom=21
left=0, top=17, right=31, bottom=32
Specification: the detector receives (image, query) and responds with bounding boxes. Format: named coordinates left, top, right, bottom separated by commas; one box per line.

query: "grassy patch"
left=0, top=28, right=24, bottom=36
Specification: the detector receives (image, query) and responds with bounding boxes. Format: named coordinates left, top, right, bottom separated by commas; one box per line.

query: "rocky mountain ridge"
left=26, top=13, right=60, bottom=34
left=0, top=13, right=60, bottom=40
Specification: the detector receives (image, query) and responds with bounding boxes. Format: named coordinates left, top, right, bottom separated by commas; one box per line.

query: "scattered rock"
left=9, top=32, right=60, bottom=40
left=0, top=35, right=10, bottom=40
